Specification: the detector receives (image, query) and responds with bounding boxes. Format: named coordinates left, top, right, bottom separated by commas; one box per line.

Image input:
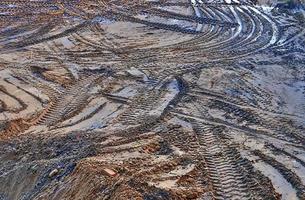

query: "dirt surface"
left=0, top=0, right=305, bottom=199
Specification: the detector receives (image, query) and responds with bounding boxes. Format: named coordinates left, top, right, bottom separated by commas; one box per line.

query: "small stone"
left=48, top=169, right=59, bottom=178
left=102, top=168, right=117, bottom=177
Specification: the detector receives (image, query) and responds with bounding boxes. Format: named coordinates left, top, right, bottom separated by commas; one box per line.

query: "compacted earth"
left=0, top=0, right=305, bottom=199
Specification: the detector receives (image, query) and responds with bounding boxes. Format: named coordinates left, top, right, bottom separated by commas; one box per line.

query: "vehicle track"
left=253, top=150, right=305, bottom=200
left=191, top=122, right=278, bottom=200
left=31, top=76, right=98, bottom=126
